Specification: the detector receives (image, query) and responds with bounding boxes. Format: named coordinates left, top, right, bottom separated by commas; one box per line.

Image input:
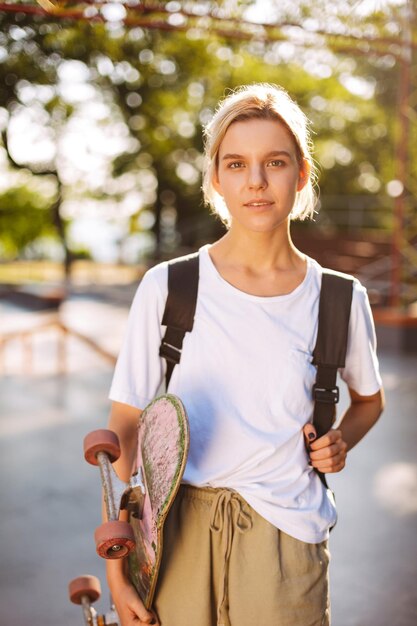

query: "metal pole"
left=390, top=0, right=412, bottom=307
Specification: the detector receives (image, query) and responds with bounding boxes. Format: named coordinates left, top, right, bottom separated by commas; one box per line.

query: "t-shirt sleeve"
left=339, top=280, right=382, bottom=396
left=109, top=265, right=167, bottom=409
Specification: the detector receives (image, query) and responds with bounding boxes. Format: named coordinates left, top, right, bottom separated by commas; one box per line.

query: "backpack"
left=159, top=251, right=353, bottom=488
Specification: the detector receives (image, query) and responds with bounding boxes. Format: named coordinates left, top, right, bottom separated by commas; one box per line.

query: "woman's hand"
left=303, top=388, right=384, bottom=474
left=105, top=403, right=160, bottom=625
left=303, top=424, right=348, bottom=473
left=110, top=578, right=160, bottom=626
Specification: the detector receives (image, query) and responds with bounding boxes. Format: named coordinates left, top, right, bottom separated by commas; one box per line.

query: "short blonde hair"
left=202, top=83, right=318, bottom=225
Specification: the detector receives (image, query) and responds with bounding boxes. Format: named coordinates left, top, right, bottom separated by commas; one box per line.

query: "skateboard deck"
left=84, top=394, right=189, bottom=612
left=126, top=394, right=189, bottom=609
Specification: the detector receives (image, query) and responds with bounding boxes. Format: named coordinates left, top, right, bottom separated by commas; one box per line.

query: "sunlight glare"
left=373, top=462, right=417, bottom=516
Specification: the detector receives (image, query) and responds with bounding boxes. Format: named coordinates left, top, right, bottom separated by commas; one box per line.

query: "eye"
left=267, top=159, right=285, bottom=167
left=227, top=161, right=245, bottom=169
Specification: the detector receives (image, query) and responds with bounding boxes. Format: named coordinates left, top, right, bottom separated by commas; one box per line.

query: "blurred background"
left=0, top=1, right=416, bottom=625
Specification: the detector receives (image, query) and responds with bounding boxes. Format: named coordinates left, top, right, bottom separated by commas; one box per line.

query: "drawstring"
left=209, top=490, right=253, bottom=626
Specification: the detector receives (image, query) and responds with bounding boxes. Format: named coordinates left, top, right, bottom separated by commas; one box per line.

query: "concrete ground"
left=1, top=294, right=416, bottom=626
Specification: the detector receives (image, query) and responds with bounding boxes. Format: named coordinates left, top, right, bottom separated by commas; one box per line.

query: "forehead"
left=218, top=118, right=298, bottom=156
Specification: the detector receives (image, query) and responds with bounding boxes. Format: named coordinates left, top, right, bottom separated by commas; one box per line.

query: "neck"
left=213, top=220, right=303, bottom=271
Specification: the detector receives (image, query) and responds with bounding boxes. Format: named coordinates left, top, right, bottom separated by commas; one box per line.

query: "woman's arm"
left=104, top=401, right=159, bottom=626
left=339, top=387, right=385, bottom=452
left=304, top=387, right=385, bottom=473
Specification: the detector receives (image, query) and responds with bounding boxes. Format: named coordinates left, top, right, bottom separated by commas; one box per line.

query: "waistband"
left=178, top=483, right=241, bottom=503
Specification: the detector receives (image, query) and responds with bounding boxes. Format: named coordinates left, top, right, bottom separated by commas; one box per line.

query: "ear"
left=212, top=167, right=223, bottom=196
left=297, top=159, right=311, bottom=192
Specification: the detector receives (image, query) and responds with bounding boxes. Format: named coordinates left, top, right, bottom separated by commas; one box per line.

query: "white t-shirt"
left=109, top=244, right=382, bottom=543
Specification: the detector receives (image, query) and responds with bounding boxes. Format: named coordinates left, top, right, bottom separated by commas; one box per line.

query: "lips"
left=244, top=199, right=274, bottom=207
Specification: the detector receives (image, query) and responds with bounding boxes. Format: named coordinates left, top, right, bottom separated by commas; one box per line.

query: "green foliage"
left=0, top=185, right=57, bottom=258
left=0, top=2, right=415, bottom=261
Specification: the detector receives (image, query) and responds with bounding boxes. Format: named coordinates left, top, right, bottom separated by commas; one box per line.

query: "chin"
left=234, top=216, right=289, bottom=233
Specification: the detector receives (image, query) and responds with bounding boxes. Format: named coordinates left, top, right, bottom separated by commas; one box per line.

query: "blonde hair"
left=202, top=83, right=318, bottom=225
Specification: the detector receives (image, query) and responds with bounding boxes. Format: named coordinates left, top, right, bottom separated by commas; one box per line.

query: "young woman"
left=106, top=84, right=384, bottom=626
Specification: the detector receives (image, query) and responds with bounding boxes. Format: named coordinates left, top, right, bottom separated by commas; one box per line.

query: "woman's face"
left=213, top=118, right=308, bottom=234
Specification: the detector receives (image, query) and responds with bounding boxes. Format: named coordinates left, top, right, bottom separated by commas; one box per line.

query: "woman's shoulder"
left=311, top=266, right=373, bottom=335
left=307, top=256, right=364, bottom=290
left=129, top=260, right=169, bottom=310
left=304, top=257, right=370, bottom=319
left=142, top=258, right=169, bottom=284
left=138, top=249, right=202, bottom=298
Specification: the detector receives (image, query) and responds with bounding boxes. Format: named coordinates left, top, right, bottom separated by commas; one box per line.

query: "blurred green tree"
left=0, top=184, right=57, bottom=258
left=0, top=0, right=414, bottom=272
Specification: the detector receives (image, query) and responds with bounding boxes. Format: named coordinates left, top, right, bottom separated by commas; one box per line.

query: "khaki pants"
left=153, top=485, right=330, bottom=626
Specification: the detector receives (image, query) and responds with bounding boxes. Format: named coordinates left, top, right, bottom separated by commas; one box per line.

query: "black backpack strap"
left=312, top=271, right=354, bottom=486
left=159, top=252, right=199, bottom=389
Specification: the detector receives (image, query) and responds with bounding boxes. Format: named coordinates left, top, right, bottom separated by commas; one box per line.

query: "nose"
left=248, top=165, right=267, bottom=190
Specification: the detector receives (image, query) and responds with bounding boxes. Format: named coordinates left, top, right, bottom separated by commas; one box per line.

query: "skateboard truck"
left=68, top=575, right=119, bottom=626
left=83, top=429, right=144, bottom=559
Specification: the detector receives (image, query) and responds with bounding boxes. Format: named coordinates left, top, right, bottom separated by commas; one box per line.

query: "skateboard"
left=84, top=394, right=190, bottom=610
left=68, top=575, right=119, bottom=625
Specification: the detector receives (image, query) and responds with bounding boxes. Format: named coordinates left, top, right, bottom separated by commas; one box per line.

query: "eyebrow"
left=221, top=150, right=292, bottom=160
